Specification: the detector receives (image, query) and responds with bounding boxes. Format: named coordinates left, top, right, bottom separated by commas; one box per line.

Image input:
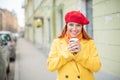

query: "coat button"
left=77, top=75, right=80, bottom=79
left=65, top=75, right=69, bottom=78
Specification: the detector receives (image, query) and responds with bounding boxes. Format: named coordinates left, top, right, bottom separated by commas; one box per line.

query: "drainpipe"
left=52, top=0, right=56, bottom=39
left=33, top=0, right=35, bottom=43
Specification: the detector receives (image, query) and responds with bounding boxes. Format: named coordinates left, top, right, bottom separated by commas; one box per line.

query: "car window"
left=0, top=34, right=6, bottom=40
left=5, top=34, right=11, bottom=41
left=0, top=34, right=8, bottom=46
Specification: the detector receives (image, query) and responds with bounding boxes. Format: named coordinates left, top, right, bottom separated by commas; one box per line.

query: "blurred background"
left=0, top=0, right=120, bottom=80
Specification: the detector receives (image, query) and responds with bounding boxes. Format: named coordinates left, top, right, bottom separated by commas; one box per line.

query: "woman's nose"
left=72, top=26, right=77, bottom=30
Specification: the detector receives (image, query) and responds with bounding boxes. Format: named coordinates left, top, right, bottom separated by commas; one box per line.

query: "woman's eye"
left=68, top=23, right=74, bottom=26
left=76, top=24, right=81, bottom=26
left=76, top=24, right=81, bottom=27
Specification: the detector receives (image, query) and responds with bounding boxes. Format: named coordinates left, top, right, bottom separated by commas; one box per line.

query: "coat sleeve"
left=47, top=39, right=74, bottom=72
left=74, top=40, right=102, bottom=72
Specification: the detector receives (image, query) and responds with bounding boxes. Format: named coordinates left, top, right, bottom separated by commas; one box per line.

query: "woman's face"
left=67, top=22, right=82, bottom=37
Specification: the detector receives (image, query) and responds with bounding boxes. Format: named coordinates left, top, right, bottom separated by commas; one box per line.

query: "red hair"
left=58, top=25, right=92, bottom=40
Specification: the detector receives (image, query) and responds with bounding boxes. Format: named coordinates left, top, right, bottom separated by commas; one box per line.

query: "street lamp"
left=34, top=16, right=43, bottom=28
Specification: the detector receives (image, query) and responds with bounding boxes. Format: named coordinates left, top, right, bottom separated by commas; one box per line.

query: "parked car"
left=12, top=33, right=19, bottom=43
left=0, top=36, right=10, bottom=80
left=0, top=31, right=16, bottom=61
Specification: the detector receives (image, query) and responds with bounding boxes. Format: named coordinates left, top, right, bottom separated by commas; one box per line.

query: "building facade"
left=93, top=0, right=120, bottom=76
left=23, top=0, right=93, bottom=46
left=23, top=0, right=120, bottom=77
left=0, top=8, right=18, bottom=32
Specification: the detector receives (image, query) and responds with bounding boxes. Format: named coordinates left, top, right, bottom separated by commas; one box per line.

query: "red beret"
left=65, top=10, right=89, bottom=25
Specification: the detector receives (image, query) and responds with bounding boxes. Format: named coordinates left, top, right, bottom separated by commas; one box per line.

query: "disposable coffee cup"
left=69, top=38, right=78, bottom=42
left=69, top=38, right=79, bottom=54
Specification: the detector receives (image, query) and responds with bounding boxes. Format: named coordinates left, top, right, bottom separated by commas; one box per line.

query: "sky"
left=0, top=0, right=25, bottom=27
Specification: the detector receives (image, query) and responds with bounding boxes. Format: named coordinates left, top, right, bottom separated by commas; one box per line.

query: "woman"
left=47, top=10, right=101, bottom=80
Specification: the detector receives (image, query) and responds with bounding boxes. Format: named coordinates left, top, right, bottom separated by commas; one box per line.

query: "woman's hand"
left=68, top=41, right=81, bottom=54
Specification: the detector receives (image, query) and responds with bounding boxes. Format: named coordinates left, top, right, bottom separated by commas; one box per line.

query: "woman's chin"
left=71, top=35, right=77, bottom=38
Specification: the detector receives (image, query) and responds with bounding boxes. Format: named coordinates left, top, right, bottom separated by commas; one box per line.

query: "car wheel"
left=6, top=65, right=10, bottom=74
left=10, top=57, right=16, bottom=62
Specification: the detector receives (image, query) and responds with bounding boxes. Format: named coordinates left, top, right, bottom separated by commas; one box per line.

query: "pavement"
left=14, top=38, right=120, bottom=80
left=14, top=38, right=56, bottom=80
left=8, top=62, right=15, bottom=80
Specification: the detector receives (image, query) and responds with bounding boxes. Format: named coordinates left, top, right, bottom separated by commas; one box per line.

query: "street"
left=1, top=1, right=120, bottom=80
left=8, top=38, right=56, bottom=80
left=8, top=62, right=15, bottom=80
left=7, top=38, right=120, bottom=80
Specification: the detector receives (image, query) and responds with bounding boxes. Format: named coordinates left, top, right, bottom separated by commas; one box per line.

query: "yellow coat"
left=47, top=38, right=101, bottom=80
